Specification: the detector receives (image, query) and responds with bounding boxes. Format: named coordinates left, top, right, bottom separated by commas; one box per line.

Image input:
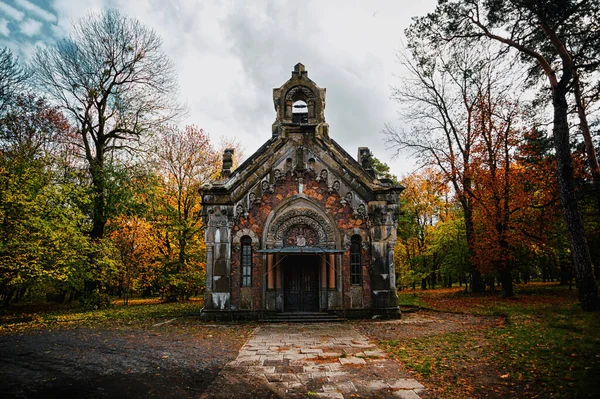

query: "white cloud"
left=14, top=0, right=57, bottom=23
left=20, top=18, right=42, bottom=36
left=49, top=23, right=66, bottom=38
left=0, top=18, right=9, bottom=36
left=10, top=0, right=437, bottom=177
left=0, top=1, right=25, bottom=21
left=51, top=0, right=104, bottom=28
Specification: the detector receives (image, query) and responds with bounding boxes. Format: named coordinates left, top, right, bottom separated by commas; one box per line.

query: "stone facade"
left=200, top=64, right=404, bottom=319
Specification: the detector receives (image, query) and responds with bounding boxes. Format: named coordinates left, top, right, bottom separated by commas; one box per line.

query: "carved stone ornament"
left=208, top=206, right=230, bottom=227
left=329, top=180, right=340, bottom=193
left=285, top=85, right=315, bottom=101
left=261, top=179, right=274, bottom=194
left=268, top=208, right=334, bottom=248
left=284, top=225, right=318, bottom=247
left=353, top=203, right=367, bottom=220
left=273, top=169, right=283, bottom=183
left=235, top=204, right=248, bottom=223
left=341, top=192, right=352, bottom=206
left=249, top=192, right=261, bottom=207
left=316, top=168, right=328, bottom=182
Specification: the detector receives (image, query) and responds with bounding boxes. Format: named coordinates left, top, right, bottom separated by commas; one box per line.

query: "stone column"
left=204, top=205, right=233, bottom=311
left=275, top=254, right=282, bottom=289
left=328, top=253, right=335, bottom=289
left=205, top=244, right=214, bottom=290
left=275, top=254, right=284, bottom=311
left=267, top=254, right=274, bottom=290
left=368, top=201, right=397, bottom=312
left=320, top=255, right=327, bottom=288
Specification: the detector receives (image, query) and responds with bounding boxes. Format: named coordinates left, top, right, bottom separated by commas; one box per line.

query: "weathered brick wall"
left=341, top=247, right=372, bottom=309
left=229, top=168, right=371, bottom=310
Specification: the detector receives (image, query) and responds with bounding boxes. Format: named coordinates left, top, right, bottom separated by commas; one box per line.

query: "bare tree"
left=32, top=9, right=183, bottom=240
left=385, top=41, right=517, bottom=293
left=0, top=47, right=30, bottom=115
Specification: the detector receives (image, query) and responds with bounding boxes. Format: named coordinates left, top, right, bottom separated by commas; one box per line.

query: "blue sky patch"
left=0, top=0, right=60, bottom=57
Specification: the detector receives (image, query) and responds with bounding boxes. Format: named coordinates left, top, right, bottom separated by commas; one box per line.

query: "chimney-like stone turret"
left=221, top=148, right=234, bottom=178
left=358, top=147, right=375, bottom=178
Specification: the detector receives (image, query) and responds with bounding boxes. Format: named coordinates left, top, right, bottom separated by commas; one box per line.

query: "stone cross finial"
left=292, top=63, right=307, bottom=77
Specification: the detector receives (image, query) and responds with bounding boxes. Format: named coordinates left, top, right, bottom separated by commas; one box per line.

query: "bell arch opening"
left=284, top=85, right=316, bottom=122
left=292, top=100, right=308, bottom=123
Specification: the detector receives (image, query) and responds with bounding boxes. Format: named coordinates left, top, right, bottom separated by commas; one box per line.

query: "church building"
left=200, top=64, right=404, bottom=320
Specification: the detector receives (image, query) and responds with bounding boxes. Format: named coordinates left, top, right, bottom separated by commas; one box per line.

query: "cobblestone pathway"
left=201, top=323, right=424, bottom=399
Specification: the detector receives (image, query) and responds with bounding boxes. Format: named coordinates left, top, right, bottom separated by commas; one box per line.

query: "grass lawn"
left=0, top=297, right=205, bottom=333
left=386, top=283, right=600, bottom=399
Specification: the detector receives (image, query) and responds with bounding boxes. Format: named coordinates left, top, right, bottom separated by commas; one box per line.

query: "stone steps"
left=261, top=312, right=345, bottom=323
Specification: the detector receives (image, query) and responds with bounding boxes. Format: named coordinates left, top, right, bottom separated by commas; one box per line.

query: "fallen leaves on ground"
left=366, top=283, right=600, bottom=399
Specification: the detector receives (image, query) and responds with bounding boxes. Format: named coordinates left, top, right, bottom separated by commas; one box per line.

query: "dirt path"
left=354, top=310, right=501, bottom=341
left=0, top=323, right=254, bottom=399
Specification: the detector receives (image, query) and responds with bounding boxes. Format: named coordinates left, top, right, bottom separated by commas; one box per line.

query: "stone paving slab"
left=201, top=323, right=425, bottom=399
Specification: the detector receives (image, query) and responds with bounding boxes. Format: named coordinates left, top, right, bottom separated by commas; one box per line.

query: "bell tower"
left=272, top=63, right=329, bottom=139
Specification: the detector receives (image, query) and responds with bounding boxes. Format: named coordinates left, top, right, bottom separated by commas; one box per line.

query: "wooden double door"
left=283, top=255, right=319, bottom=312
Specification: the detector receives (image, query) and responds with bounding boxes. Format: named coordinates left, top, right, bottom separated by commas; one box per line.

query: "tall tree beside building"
left=32, top=9, right=182, bottom=241
left=154, top=125, right=221, bottom=300
left=385, top=41, right=503, bottom=293
left=0, top=96, right=89, bottom=305
left=409, top=0, right=599, bottom=310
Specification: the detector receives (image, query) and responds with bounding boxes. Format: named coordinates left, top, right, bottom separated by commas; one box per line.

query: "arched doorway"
left=282, top=224, right=319, bottom=312
left=261, top=200, right=342, bottom=313
left=283, top=254, right=320, bottom=312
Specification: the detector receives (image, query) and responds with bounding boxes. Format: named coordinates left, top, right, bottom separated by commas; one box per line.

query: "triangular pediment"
left=204, top=133, right=397, bottom=204
left=200, top=64, right=403, bottom=208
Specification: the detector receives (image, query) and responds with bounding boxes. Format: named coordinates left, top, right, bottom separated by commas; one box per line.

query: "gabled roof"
left=200, top=64, right=403, bottom=204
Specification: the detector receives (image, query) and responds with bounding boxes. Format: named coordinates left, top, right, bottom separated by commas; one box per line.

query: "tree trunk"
left=90, top=164, right=106, bottom=240
left=463, top=203, right=485, bottom=292
left=499, top=268, right=514, bottom=298
left=573, top=71, right=600, bottom=214
left=552, top=88, right=599, bottom=311
left=178, top=235, right=186, bottom=272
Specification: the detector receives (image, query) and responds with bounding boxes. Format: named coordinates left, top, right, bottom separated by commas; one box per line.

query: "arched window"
left=241, top=236, right=252, bottom=287
left=350, top=235, right=362, bottom=285
left=292, top=100, right=308, bottom=123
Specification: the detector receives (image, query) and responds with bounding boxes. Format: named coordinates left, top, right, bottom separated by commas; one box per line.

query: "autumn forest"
left=1, top=1, right=600, bottom=398
left=1, top=2, right=600, bottom=312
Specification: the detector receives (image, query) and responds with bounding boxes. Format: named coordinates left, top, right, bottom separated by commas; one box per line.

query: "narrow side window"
left=241, top=236, right=252, bottom=287
left=350, top=235, right=362, bottom=285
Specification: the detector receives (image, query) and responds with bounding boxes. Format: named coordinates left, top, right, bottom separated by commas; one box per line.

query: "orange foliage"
left=108, top=215, right=162, bottom=301
left=469, top=95, right=560, bottom=283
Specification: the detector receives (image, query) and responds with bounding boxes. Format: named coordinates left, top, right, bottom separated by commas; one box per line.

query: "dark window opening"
left=292, top=100, right=308, bottom=123
left=350, top=235, right=362, bottom=285
left=241, top=236, right=252, bottom=287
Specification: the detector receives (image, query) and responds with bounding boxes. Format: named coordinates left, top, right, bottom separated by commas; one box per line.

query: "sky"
left=0, top=0, right=438, bottom=178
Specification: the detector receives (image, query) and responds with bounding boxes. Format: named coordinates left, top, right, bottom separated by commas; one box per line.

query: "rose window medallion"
left=284, top=225, right=317, bottom=247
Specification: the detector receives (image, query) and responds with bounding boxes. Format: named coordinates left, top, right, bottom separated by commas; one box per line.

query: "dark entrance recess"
left=284, top=255, right=319, bottom=312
